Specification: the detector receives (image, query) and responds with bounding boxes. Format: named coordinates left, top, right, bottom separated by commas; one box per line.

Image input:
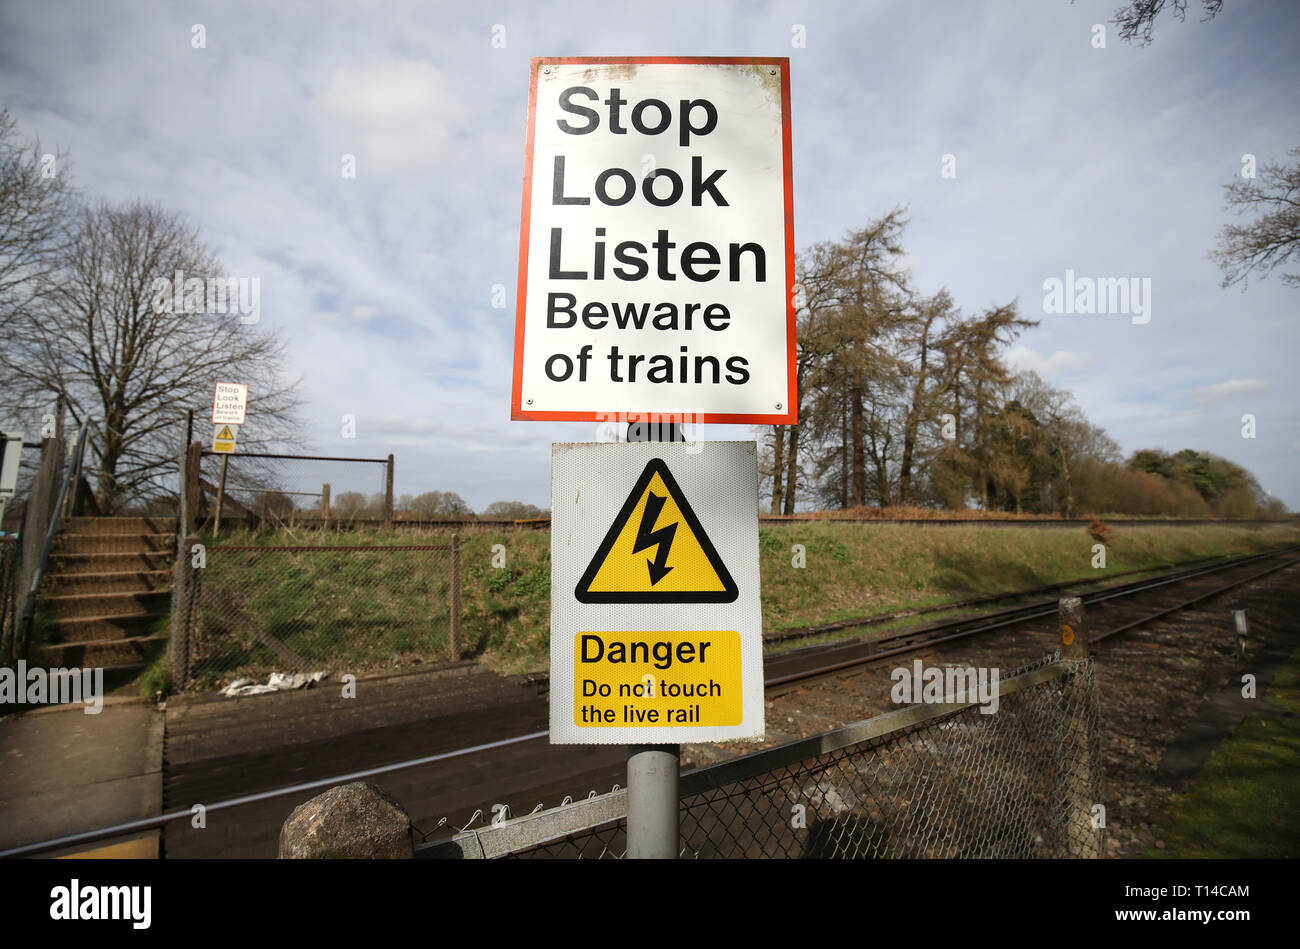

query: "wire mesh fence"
left=196, top=452, right=392, bottom=530
left=171, top=538, right=460, bottom=690
left=422, top=654, right=1104, bottom=859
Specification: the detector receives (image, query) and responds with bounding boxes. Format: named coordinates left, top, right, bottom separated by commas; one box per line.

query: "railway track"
left=9, top=543, right=1297, bottom=858
left=761, top=545, right=1300, bottom=695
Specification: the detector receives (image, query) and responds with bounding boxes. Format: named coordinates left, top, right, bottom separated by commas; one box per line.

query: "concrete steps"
left=53, top=532, right=174, bottom=555
left=33, top=635, right=169, bottom=668
left=31, top=517, right=177, bottom=676
left=40, top=614, right=162, bottom=643
left=49, top=551, right=173, bottom=574
left=61, top=516, right=175, bottom=536
left=44, top=570, right=172, bottom=596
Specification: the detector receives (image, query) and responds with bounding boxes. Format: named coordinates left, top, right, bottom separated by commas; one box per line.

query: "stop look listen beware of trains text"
left=515, top=60, right=794, bottom=425
left=543, top=86, right=758, bottom=387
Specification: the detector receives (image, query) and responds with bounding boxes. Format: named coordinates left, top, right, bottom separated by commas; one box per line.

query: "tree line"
left=247, top=489, right=545, bottom=521
left=761, top=208, right=1289, bottom=520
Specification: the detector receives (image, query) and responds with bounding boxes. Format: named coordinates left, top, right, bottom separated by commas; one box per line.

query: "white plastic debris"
left=221, top=671, right=326, bottom=697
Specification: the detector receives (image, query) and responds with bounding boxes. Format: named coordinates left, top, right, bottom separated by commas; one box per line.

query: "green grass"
left=1145, top=645, right=1300, bottom=858
left=755, top=522, right=1298, bottom=633
left=192, top=521, right=1297, bottom=677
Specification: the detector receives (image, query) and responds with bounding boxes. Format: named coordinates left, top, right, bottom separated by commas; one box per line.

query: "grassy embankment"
left=177, top=521, right=1299, bottom=678
left=1146, top=644, right=1300, bottom=858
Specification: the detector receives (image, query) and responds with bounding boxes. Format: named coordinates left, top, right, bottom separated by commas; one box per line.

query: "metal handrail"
left=18, top=420, right=91, bottom=646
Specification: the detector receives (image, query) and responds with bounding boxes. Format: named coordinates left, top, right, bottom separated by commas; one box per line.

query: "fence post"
left=185, top=442, right=202, bottom=534
left=384, top=454, right=394, bottom=529
left=170, top=533, right=200, bottom=689
left=321, top=483, right=331, bottom=524
left=449, top=533, right=461, bottom=661
left=1059, top=596, right=1102, bottom=858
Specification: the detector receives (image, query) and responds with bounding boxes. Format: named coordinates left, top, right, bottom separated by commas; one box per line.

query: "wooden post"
left=321, top=483, right=330, bottom=524
left=449, top=533, right=461, bottom=661
left=384, top=454, right=394, bottom=529
left=185, top=442, right=202, bottom=534
left=1059, top=596, right=1102, bottom=858
left=170, top=533, right=200, bottom=689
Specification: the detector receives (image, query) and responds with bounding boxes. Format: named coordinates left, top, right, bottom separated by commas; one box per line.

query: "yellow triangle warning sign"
left=216, top=425, right=235, bottom=441
left=576, top=458, right=738, bottom=604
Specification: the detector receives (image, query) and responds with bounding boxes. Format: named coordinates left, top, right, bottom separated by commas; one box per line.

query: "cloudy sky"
left=2, top=0, right=1297, bottom=509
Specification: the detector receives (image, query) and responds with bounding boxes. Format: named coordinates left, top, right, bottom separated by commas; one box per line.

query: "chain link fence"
left=422, top=653, right=1104, bottom=859
left=170, top=538, right=461, bottom=690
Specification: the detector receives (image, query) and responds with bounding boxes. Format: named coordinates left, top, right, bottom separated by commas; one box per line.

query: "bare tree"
left=3, top=199, right=302, bottom=512
left=1100, top=0, right=1224, bottom=45
left=1212, top=145, right=1300, bottom=289
left=0, top=109, right=75, bottom=335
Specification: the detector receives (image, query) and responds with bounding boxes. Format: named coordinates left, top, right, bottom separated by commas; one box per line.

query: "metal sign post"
left=626, top=420, right=682, bottom=859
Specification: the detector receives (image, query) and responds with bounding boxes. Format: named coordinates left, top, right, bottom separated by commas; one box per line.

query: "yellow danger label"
left=574, top=631, right=742, bottom=727
left=216, top=425, right=235, bottom=440
left=575, top=458, right=737, bottom=603
left=213, top=440, right=235, bottom=453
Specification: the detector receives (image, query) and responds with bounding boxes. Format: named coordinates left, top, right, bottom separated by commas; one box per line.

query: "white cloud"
left=1006, top=347, right=1097, bottom=375
left=1193, top=379, right=1269, bottom=403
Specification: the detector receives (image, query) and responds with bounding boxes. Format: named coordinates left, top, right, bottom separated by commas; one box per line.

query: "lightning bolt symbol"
left=632, top=491, right=677, bottom=586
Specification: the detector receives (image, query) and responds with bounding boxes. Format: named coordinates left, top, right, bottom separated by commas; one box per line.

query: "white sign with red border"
left=212, top=382, right=249, bottom=426
left=511, top=57, right=796, bottom=425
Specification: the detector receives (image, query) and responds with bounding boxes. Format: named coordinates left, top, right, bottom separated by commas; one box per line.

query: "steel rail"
left=768, top=547, right=1299, bottom=690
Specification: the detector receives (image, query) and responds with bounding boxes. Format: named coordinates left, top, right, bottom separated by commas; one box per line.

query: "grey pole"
left=626, top=744, right=680, bottom=858
left=625, top=418, right=685, bottom=859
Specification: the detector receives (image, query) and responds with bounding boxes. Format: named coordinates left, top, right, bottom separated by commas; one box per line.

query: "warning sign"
left=511, top=57, right=796, bottom=425
left=213, top=423, right=237, bottom=453
left=551, top=441, right=763, bottom=744
left=575, top=458, right=737, bottom=603
left=212, top=382, right=248, bottom=426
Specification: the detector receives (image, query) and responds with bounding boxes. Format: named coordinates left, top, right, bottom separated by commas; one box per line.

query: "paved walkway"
left=0, top=697, right=163, bottom=856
